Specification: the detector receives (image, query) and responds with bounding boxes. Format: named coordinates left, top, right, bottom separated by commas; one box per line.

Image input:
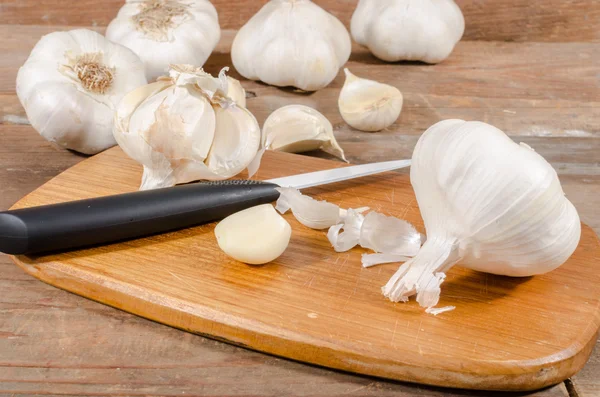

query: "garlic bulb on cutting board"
left=231, top=0, right=351, bottom=91
left=16, top=29, right=147, bottom=154
left=263, top=105, right=346, bottom=161
left=114, top=65, right=262, bottom=190
left=338, top=69, right=403, bottom=132
left=383, top=120, right=581, bottom=309
left=351, top=0, right=465, bottom=64
left=106, top=0, right=220, bottom=81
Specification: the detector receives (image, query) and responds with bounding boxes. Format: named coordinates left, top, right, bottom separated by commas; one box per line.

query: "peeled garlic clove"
left=106, top=0, right=221, bottom=81
left=359, top=212, right=422, bottom=256
left=264, top=105, right=346, bottom=161
left=231, top=0, right=351, bottom=91
left=114, top=65, right=262, bottom=190
left=226, top=76, right=247, bottom=108
left=327, top=209, right=366, bottom=252
left=351, top=0, right=465, bottom=64
left=17, top=29, right=147, bottom=154
left=383, top=120, right=581, bottom=309
left=338, top=69, right=403, bottom=132
left=215, top=204, right=292, bottom=265
left=275, top=187, right=344, bottom=230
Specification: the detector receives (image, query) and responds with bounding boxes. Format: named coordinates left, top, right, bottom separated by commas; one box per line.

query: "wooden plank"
left=0, top=0, right=598, bottom=42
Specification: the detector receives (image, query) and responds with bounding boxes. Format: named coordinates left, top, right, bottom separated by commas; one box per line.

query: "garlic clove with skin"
left=263, top=105, right=347, bottom=161
left=383, top=120, right=581, bottom=309
left=215, top=204, right=292, bottom=265
left=106, top=0, right=221, bottom=81
left=338, top=69, right=403, bottom=132
left=231, top=0, right=351, bottom=91
left=17, top=29, right=147, bottom=154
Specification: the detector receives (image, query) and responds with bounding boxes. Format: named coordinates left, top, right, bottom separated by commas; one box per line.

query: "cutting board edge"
left=11, top=255, right=599, bottom=392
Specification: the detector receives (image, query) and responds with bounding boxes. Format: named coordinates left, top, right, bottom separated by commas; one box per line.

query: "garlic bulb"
left=16, top=29, right=147, bottom=154
left=215, top=204, right=292, bottom=265
left=231, top=0, right=351, bottom=91
left=114, top=65, right=262, bottom=190
left=264, top=105, right=346, bottom=161
left=226, top=76, right=246, bottom=108
left=338, top=69, right=403, bottom=132
left=106, top=0, right=220, bottom=81
left=351, top=0, right=465, bottom=64
left=383, top=120, right=581, bottom=309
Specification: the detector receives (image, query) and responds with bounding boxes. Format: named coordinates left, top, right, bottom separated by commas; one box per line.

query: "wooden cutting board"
left=8, top=147, right=600, bottom=392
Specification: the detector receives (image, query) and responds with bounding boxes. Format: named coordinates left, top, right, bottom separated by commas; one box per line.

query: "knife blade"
left=0, top=159, right=410, bottom=255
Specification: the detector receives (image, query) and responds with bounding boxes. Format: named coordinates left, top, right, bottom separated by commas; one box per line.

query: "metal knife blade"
left=267, top=159, right=412, bottom=190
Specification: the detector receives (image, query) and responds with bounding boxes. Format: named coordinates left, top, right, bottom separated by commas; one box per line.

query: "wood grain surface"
left=1, top=0, right=600, bottom=394
left=0, top=0, right=599, bottom=42
left=6, top=146, right=600, bottom=392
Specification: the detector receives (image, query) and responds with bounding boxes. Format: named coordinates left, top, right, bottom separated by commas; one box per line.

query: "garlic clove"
left=359, top=212, right=422, bottom=256
left=338, top=69, right=403, bottom=132
left=263, top=105, right=347, bottom=161
left=226, top=76, right=247, bottom=108
left=215, top=204, right=292, bottom=265
left=204, top=105, right=261, bottom=178
left=275, top=187, right=345, bottom=230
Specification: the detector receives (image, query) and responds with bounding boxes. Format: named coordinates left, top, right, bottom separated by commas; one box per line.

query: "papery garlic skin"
left=339, top=69, right=403, bottom=132
left=264, top=105, right=346, bottom=161
left=215, top=204, right=292, bottom=265
left=231, top=0, right=351, bottom=91
left=114, top=65, right=261, bottom=190
left=383, top=120, right=581, bottom=308
left=16, top=29, right=147, bottom=154
left=351, top=0, right=465, bottom=64
left=106, top=0, right=220, bottom=81
left=226, top=76, right=247, bottom=108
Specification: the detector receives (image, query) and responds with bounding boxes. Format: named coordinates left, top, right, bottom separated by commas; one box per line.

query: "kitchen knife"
left=0, top=159, right=411, bottom=255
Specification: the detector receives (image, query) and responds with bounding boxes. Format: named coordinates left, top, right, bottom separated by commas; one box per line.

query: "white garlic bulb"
left=226, top=76, right=247, bottom=108
left=106, top=0, right=220, bottom=81
left=215, top=204, right=292, bottom=265
left=263, top=105, right=346, bottom=161
left=231, top=0, right=351, bottom=91
left=114, top=65, right=262, bottom=190
left=338, top=69, right=403, bottom=132
left=383, top=120, right=581, bottom=309
left=351, top=0, right=465, bottom=64
left=16, top=29, right=147, bottom=155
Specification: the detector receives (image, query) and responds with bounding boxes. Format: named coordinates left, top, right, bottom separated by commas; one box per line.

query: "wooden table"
left=1, top=1, right=599, bottom=395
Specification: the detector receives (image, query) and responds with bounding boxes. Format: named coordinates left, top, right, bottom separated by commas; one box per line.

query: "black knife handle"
left=0, top=180, right=281, bottom=255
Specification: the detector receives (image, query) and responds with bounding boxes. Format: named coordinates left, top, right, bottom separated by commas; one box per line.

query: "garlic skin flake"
left=114, top=65, right=261, bottom=190
left=231, top=0, right=351, bottom=91
left=339, top=69, right=403, bottom=132
left=106, top=0, right=220, bottom=81
left=351, top=0, right=465, bottom=64
left=275, top=187, right=347, bottom=230
left=16, top=29, right=147, bottom=155
left=226, top=76, right=247, bottom=108
left=215, top=204, right=292, bottom=265
left=264, top=105, right=346, bottom=161
left=383, top=120, right=581, bottom=308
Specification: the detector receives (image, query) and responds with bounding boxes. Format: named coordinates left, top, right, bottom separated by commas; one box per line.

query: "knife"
left=0, top=159, right=411, bottom=255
